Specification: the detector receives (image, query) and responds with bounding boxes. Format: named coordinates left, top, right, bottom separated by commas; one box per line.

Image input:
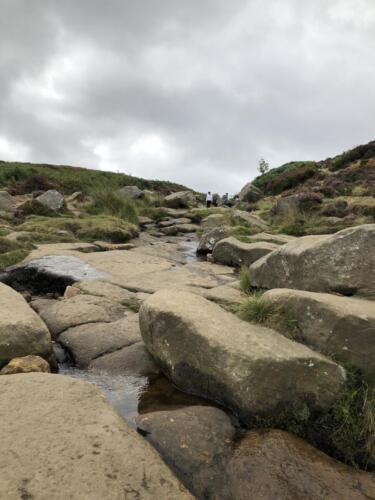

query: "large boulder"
left=31, top=295, right=126, bottom=338
left=212, top=237, right=278, bottom=267
left=0, top=191, right=15, bottom=211
left=136, top=406, right=236, bottom=499
left=35, top=190, right=65, bottom=212
left=0, top=283, right=51, bottom=366
left=0, top=373, right=191, bottom=499
left=238, top=182, right=263, bottom=203
left=139, top=290, right=346, bottom=424
left=201, top=214, right=227, bottom=229
left=214, top=430, right=375, bottom=500
left=263, top=289, right=375, bottom=384
left=271, top=191, right=323, bottom=216
left=118, top=185, right=144, bottom=199
left=197, top=226, right=230, bottom=254
left=249, top=225, right=375, bottom=298
left=231, top=210, right=269, bottom=230
left=165, top=191, right=197, bottom=209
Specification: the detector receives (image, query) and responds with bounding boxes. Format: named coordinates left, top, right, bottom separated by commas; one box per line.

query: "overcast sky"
left=1, top=1, right=374, bottom=193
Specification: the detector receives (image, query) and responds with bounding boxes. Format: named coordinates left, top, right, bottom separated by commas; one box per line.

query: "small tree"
left=258, top=158, right=269, bottom=175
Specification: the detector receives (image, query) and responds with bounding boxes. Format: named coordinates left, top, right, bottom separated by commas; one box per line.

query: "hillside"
left=244, top=140, right=375, bottom=236
left=0, top=160, right=189, bottom=196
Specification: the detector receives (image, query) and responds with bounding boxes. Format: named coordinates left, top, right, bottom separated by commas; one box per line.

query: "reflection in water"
left=59, top=366, right=209, bottom=428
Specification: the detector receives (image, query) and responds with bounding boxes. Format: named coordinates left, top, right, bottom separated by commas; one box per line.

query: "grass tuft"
left=239, top=266, right=251, bottom=293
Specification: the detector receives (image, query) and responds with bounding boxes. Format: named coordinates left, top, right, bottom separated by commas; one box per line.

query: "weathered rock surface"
left=0, top=283, right=51, bottom=365
left=214, top=430, right=375, bottom=500
left=272, top=192, right=322, bottom=216
left=165, top=191, right=197, bottom=209
left=0, top=190, right=15, bottom=211
left=173, top=223, right=200, bottom=233
left=197, top=226, right=229, bottom=254
left=212, top=237, right=278, bottom=267
left=249, top=225, right=375, bottom=298
left=31, top=295, right=126, bottom=338
left=36, top=189, right=65, bottom=211
left=201, top=214, right=227, bottom=228
left=263, top=288, right=375, bottom=383
left=3, top=255, right=108, bottom=294
left=232, top=210, right=269, bottom=230
left=59, top=314, right=141, bottom=368
left=0, top=373, right=191, bottom=499
left=140, top=290, right=346, bottom=423
left=0, top=355, right=50, bottom=375
left=77, top=280, right=143, bottom=310
left=137, top=406, right=236, bottom=499
left=118, top=185, right=144, bottom=199
left=90, top=341, right=160, bottom=376
left=243, top=232, right=296, bottom=245
left=238, top=182, right=263, bottom=203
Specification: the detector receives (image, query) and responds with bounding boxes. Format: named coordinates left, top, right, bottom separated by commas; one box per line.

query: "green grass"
left=87, top=186, right=139, bottom=224
left=17, top=215, right=139, bottom=244
left=253, top=161, right=317, bottom=194
left=0, top=237, right=34, bottom=271
left=238, top=293, right=299, bottom=339
left=239, top=266, right=251, bottom=293
left=0, top=161, right=188, bottom=195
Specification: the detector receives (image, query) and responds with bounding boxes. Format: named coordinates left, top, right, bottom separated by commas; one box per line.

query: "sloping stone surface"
left=263, top=288, right=375, bottom=384
left=232, top=210, right=269, bottom=230
left=0, top=373, right=191, bottom=500
left=0, top=283, right=51, bottom=365
left=197, top=226, right=230, bottom=254
left=165, top=191, right=197, bottom=209
left=249, top=225, right=375, bottom=298
left=212, top=237, right=278, bottom=267
left=214, top=430, right=375, bottom=500
left=36, top=190, right=65, bottom=211
left=140, top=290, right=346, bottom=423
left=136, top=406, right=236, bottom=499
left=238, top=182, right=263, bottom=203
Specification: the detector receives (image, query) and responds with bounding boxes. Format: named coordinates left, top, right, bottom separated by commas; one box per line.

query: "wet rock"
left=165, top=191, right=197, bottom=209
left=212, top=237, right=278, bottom=267
left=118, top=185, right=144, bottom=199
left=3, top=255, right=108, bottom=294
left=249, top=224, right=375, bottom=298
left=0, top=191, right=15, bottom=211
left=160, top=225, right=179, bottom=236
left=89, top=341, right=160, bottom=377
left=0, top=283, right=52, bottom=365
left=214, top=430, right=375, bottom=500
left=173, top=223, right=200, bottom=233
left=140, top=290, right=346, bottom=424
left=263, top=288, right=375, bottom=384
left=197, top=226, right=230, bottom=254
left=238, top=182, right=263, bottom=203
left=35, top=189, right=65, bottom=211
left=231, top=210, right=270, bottom=230
left=59, top=314, right=141, bottom=368
left=0, top=373, right=191, bottom=499
left=77, top=280, right=142, bottom=310
left=0, top=355, right=50, bottom=375
left=136, top=406, right=236, bottom=499
left=31, top=295, right=126, bottom=338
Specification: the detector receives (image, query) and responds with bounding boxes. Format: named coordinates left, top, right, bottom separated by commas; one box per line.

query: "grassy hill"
left=0, top=160, right=189, bottom=196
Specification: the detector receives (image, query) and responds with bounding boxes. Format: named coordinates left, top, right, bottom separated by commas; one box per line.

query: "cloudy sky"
left=1, top=1, right=374, bottom=193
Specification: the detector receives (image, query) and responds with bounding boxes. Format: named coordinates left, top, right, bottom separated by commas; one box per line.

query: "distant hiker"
left=206, top=191, right=213, bottom=208
left=222, top=193, right=229, bottom=206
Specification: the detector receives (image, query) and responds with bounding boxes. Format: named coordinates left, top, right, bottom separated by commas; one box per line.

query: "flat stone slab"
left=31, top=295, right=126, bottom=338
left=59, top=313, right=141, bottom=368
left=0, top=373, right=191, bottom=499
left=0, top=283, right=51, bottom=365
left=140, top=290, right=346, bottom=424
left=263, top=288, right=375, bottom=384
left=212, top=237, right=278, bottom=267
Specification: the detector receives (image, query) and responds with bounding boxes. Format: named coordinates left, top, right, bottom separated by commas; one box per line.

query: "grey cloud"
left=0, top=0, right=374, bottom=193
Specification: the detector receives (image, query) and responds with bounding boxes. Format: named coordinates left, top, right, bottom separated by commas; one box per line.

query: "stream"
left=57, top=235, right=210, bottom=428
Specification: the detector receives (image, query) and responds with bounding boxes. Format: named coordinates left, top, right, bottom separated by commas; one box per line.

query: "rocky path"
left=0, top=220, right=375, bottom=499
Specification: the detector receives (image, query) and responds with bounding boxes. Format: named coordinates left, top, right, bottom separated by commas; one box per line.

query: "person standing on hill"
left=206, top=191, right=213, bottom=208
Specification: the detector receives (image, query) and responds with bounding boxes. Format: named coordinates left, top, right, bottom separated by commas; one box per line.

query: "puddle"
left=59, top=365, right=211, bottom=428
